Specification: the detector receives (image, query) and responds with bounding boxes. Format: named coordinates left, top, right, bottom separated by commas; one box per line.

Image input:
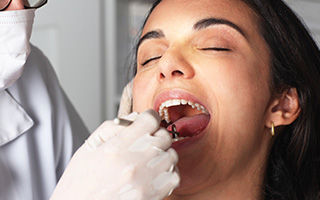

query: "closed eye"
left=199, top=47, right=231, bottom=51
left=141, top=56, right=162, bottom=66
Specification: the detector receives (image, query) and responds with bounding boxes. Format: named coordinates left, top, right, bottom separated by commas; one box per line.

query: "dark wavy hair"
left=241, top=1, right=320, bottom=199
left=132, top=0, right=320, bottom=199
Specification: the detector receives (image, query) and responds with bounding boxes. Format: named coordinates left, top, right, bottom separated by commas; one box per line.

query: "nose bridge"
left=6, top=0, right=24, bottom=10
left=157, top=45, right=195, bottom=81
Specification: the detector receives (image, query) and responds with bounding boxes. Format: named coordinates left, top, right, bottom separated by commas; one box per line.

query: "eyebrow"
left=193, top=18, right=247, bottom=39
left=137, top=30, right=165, bottom=50
left=137, top=17, right=247, bottom=50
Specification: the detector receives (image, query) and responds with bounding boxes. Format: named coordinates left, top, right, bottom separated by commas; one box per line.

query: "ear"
left=265, top=88, right=301, bottom=128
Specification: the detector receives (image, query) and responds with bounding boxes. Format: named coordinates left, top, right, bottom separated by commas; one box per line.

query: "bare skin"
left=4, top=0, right=24, bottom=10
left=133, top=0, right=300, bottom=199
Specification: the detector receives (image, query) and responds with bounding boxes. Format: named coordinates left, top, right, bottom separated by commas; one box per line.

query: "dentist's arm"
left=50, top=110, right=180, bottom=200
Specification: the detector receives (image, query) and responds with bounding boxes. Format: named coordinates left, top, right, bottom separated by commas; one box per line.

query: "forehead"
left=142, top=0, right=259, bottom=37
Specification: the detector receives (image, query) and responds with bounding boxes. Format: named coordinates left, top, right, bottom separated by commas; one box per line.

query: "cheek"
left=198, top=56, right=271, bottom=129
left=201, top=55, right=270, bottom=104
left=197, top=59, right=271, bottom=169
left=132, top=73, right=155, bottom=112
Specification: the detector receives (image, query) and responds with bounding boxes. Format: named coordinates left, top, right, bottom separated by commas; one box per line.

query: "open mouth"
left=158, top=99, right=211, bottom=142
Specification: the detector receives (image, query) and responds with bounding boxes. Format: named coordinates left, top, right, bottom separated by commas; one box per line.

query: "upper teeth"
left=158, top=99, right=209, bottom=123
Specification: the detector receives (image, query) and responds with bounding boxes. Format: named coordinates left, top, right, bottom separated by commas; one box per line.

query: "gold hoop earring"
left=270, top=122, right=275, bottom=137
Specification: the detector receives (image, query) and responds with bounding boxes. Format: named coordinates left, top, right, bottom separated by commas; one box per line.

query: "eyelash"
left=141, top=56, right=162, bottom=66
left=199, top=47, right=231, bottom=51
left=141, top=47, right=230, bottom=66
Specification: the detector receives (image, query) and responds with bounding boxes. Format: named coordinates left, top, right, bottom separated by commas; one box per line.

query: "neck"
left=164, top=142, right=271, bottom=200
left=165, top=169, right=265, bottom=200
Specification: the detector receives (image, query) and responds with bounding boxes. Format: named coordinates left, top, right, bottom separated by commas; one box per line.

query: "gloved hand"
left=118, top=80, right=133, bottom=118
left=50, top=109, right=180, bottom=200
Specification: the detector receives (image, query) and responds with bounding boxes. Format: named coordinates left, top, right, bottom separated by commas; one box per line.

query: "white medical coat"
left=0, top=45, right=89, bottom=200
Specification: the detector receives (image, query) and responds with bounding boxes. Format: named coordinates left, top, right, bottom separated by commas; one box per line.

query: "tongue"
left=167, top=114, right=210, bottom=137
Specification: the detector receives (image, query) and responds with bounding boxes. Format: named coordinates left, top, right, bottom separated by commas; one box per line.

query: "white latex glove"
left=50, top=109, right=180, bottom=200
left=118, top=80, right=133, bottom=118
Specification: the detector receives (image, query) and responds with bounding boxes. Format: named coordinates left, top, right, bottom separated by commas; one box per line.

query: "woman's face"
left=133, top=0, right=273, bottom=196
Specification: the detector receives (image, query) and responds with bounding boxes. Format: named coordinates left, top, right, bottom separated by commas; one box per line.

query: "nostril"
left=172, top=70, right=184, bottom=76
left=160, top=70, right=184, bottom=80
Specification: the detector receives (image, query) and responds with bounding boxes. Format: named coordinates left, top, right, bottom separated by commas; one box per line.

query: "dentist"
left=0, top=0, right=89, bottom=199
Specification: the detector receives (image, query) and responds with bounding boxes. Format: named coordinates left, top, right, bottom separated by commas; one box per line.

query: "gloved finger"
left=119, top=109, right=161, bottom=140
left=118, top=80, right=133, bottom=118
left=119, top=111, right=139, bottom=121
left=125, top=129, right=174, bottom=156
left=85, top=121, right=118, bottom=150
left=146, top=148, right=179, bottom=173
left=127, top=128, right=172, bottom=153
left=152, top=128, right=173, bottom=151
left=151, top=170, right=180, bottom=199
left=86, top=112, right=139, bottom=150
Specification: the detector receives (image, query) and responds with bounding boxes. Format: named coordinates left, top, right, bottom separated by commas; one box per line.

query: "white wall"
left=286, top=0, right=320, bottom=46
left=31, top=0, right=103, bottom=132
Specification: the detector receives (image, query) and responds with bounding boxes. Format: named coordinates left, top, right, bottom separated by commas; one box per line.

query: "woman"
left=52, top=0, right=320, bottom=199
left=132, top=0, right=320, bottom=199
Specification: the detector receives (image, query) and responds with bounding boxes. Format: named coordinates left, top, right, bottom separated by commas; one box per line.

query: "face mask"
left=0, top=9, right=35, bottom=90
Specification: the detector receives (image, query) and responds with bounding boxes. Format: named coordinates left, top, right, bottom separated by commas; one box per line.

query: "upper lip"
left=153, top=89, right=210, bottom=116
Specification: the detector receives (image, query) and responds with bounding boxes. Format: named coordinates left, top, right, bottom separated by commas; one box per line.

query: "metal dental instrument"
left=114, top=118, right=180, bottom=139
left=169, top=124, right=180, bottom=139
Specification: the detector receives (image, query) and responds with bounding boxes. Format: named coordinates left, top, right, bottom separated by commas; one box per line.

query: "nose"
left=5, top=0, right=24, bottom=10
left=157, top=48, right=195, bottom=82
